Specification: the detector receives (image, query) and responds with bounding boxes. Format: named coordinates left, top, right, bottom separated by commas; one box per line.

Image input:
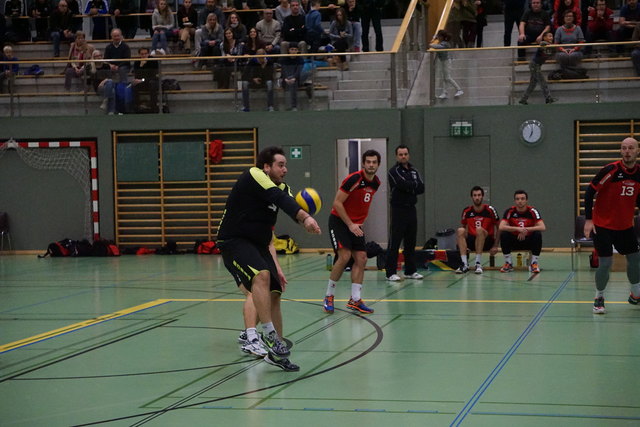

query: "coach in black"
left=217, top=146, right=320, bottom=371
left=385, top=145, right=425, bottom=282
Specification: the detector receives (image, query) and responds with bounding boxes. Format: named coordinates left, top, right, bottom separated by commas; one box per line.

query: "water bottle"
left=516, top=253, right=523, bottom=267
left=326, top=254, right=332, bottom=271
left=489, top=255, right=495, bottom=267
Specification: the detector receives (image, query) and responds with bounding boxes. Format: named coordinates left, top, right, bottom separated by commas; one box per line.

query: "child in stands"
left=519, top=31, right=556, bottom=104
left=430, top=29, right=464, bottom=100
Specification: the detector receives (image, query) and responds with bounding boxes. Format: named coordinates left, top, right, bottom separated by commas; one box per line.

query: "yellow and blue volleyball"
left=295, top=188, right=322, bottom=215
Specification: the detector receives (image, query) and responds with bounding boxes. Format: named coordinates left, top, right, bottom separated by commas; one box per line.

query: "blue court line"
left=472, top=411, right=640, bottom=420
left=450, top=271, right=575, bottom=427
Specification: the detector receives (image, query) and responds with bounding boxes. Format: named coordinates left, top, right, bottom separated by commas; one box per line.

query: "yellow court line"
left=0, top=299, right=171, bottom=354
left=1, top=298, right=629, bottom=354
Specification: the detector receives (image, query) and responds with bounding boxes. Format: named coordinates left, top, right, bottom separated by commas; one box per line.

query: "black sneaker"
left=593, top=297, right=606, bottom=314
left=264, top=352, right=300, bottom=372
left=545, top=97, right=557, bottom=104
left=260, top=330, right=290, bottom=357
left=519, top=98, right=528, bottom=105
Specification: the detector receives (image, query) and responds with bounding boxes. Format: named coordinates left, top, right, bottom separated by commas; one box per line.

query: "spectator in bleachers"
left=4, top=0, right=30, bottom=42
left=280, top=42, right=303, bottom=110
left=84, top=0, right=110, bottom=40
left=49, top=0, right=75, bottom=57
left=275, top=0, right=291, bottom=23
left=430, top=29, right=464, bottom=99
left=89, top=49, right=117, bottom=114
left=517, top=0, right=551, bottom=61
left=585, top=0, right=613, bottom=55
left=361, top=0, right=383, bottom=51
left=329, top=7, right=352, bottom=70
left=151, top=0, right=175, bottom=55
left=256, top=8, right=281, bottom=54
left=66, top=0, right=81, bottom=32
left=554, top=9, right=585, bottom=73
left=305, top=0, right=323, bottom=52
left=447, top=0, right=476, bottom=48
left=196, top=12, right=223, bottom=67
left=503, top=0, right=526, bottom=46
left=241, top=48, right=275, bottom=111
left=178, top=0, right=198, bottom=53
left=198, top=0, right=225, bottom=28
left=226, top=12, right=247, bottom=42
left=519, top=30, right=555, bottom=104
left=632, top=24, right=640, bottom=75
left=64, top=30, right=94, bottom=90
left=244, top=26, right=265, bottom=55
left=234, top=0, right=265, bottom=30
left=618, top=0, right=640, bottom=44
left=132, top=47, right=159, bottom=111
left=281, top=1, right=307, bottom=53
left=475, top=0, right=487, bottom=47
left=30, top=0, right=52, bottom=41
left=111, top=0, right=138, bottom=40
left=0, top=45, right=19, bottom=94
left=346, top=0, right=362, bottom=52
left=216, top=27, right=244, bottom=88
left=140, top=0, right=158, bottom=36
left=552, top=0, right=581, bottom=31
left=104, top=28, right=131, bottom=81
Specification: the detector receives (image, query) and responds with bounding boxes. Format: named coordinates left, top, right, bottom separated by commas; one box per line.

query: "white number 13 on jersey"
left=621, top=185, right=635, bottom=196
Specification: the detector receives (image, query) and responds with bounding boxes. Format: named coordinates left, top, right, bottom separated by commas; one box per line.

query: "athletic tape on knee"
left=595, top=256, right=612, bottom=291
left=625, top=252, right=640, bottom=284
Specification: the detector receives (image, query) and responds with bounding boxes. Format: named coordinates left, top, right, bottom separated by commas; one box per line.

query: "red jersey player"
left=498, top=190, right=546, bottom=273
left=456, top=186, right=500, bottom=274
left=323, top=150, right=381, bottom=315
left=584, top=137, right=640, bottom=314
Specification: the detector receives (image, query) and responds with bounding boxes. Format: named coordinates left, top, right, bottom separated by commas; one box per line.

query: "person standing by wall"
left=385, top=145, right=425, bottom=282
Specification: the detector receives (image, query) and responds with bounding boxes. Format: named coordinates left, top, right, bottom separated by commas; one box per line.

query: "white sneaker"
left=437, top=92, right=448, bottom=99
left=403, top=272, right=424, bottom=280
left=386, top=274, right=402, bottom=282
left=241, top=338, right=268, bottom=357
left=99, top=99, right=108, bottom=110
left=157, top=48, right=166, bottom=55
left=474, top=263, right=483, bottom=274
left=455, top=265, right=469, bottom=274
left=454, top=90, right=464, bottom=97
left=150, top=50, right=156, bottom=56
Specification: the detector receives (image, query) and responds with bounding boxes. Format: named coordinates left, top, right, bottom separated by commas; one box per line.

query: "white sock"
left=631, top=283, right=640, bottom=297
left=475, top=254, right=481, bottom=265
left=326, top=280, right=337, bottom=297
left=262, top=322, right=275, bottom=335
left=505, top=254, right=512, bottom=264
left=351, top=283, right=362, bottom=301
left=461, top=254, right=468, bottom=267
left=595, top=290, right=605, bottom=299
left=246, top=327, right=258, bottom=341
left=531, top=255, right=539, bottom=263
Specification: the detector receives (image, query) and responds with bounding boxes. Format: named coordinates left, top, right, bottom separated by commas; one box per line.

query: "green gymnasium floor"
left=1, top=253, right=639, bottom=426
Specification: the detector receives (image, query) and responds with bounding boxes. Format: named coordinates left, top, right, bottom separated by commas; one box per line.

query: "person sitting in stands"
left=305, top=0, right=323, bottom=52
left=552, top=0, right=581, bottom=31
left=110, top=0, right=138, bottom=40
left=241, top=48, right=275, bottom=111
left=281, top=1, right=307, bottom=53
left=196, top=12, right=224, bottom=67
left=280, top=42, right=303, bottom=110
left=104, top=28, right=132, bottom=82
left=198, top=0, right=225, bottom=29
left=0, top=45, right=19, bottom=94
left=618, top=0, right=640, bottom=45
left=275, top=0, right=291, bottom=24
left=244, top=27, right=266, bottom=55
left=554, top=9, right=584, bottom=74
left=517, top=0, right=551, bottom=61
left=256, top=9, right=281, bottom=54
left=178, top=0, right=198, bottom=53
left=30, top=0, right=52, bottom=41
left=151, top=0, right=175, bottom=55
left=88, top=49, right=116, bottom=114
left=66, top=0, right=82, bottom=32
left=132, top=47, right=160, bottom=112
left=64, top=31, right=95, bottom=90
left=49, top=0, right=75, bottom=57
left=216, top=27, right=244, bottom=89
left=632, top=24, right=640, bottom=75
left=226, top=12, right=248, bottom=42
left=84, top=0, right=110, bottom=40
left=329, top=7, right=353, bottom=70
left=585, top=0, right=613, bottom=55
left=5, top=0, right=30, bottom=42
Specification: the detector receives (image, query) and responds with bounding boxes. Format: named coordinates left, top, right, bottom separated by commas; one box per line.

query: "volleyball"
left=295, top=188, right=322, bottom=215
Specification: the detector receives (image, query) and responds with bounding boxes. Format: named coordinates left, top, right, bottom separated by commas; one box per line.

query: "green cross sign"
left=290, top=147, right=303, bottom=159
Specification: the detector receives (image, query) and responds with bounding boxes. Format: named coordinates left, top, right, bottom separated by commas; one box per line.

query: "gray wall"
left=0, top=103, right=638, bottom=250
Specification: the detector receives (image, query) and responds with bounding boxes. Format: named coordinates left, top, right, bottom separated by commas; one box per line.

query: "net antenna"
left=0, top=139, right=94, bottom=240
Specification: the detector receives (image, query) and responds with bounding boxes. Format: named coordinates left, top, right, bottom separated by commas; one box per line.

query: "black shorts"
left=593, top=226, right=639, bottom=257
left=328, top=214, right=366, bottom=252
left=466, top=234, right=495, bottom=252
left=218, top=238, right=282, bottom=293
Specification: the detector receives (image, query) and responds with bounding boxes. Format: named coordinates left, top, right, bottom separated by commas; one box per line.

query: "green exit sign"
left=450, top=120, right=473, bottom=137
